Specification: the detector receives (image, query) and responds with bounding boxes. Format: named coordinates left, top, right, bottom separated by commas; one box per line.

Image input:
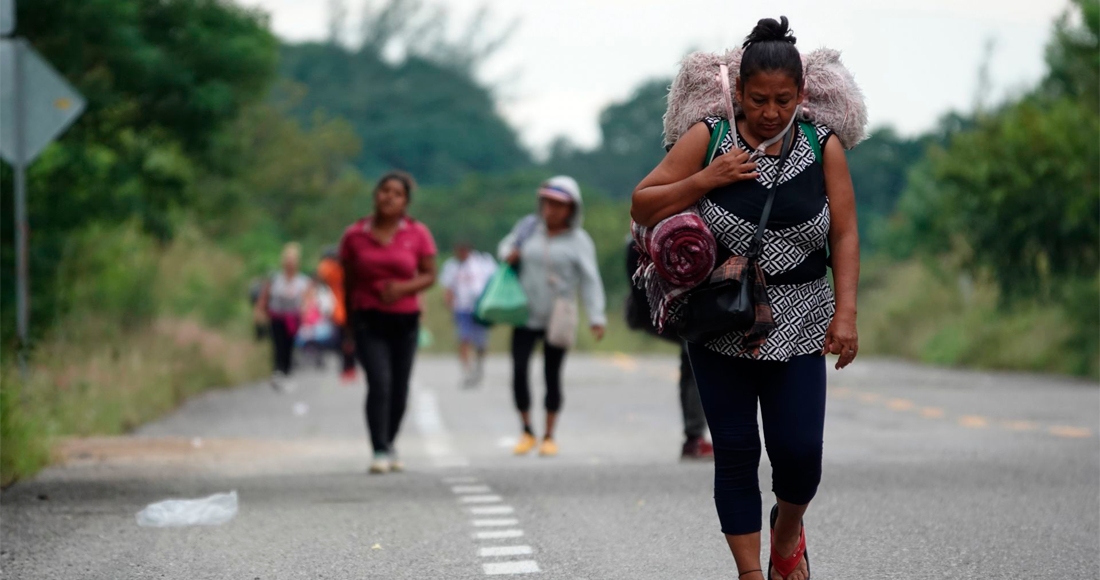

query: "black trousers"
left=511, top=327, right=567, bottom=413
left=337, top=325, right=356, bottom=373
left=687, top=344, right=826, bottom=535
left=351, top=310, right=420, bottom=454
left=679, top=346, right=707, bottom=440
left=270, top=317, right=296, bottom=374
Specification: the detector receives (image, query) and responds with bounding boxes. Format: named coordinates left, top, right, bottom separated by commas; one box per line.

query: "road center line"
left=886, top=398, right=915, bottom=411
left=920, top=407, right=945, bottom=418
left=1049, top=425, right=1092, bottom=438
left=958, top=415, right=989, bottom=428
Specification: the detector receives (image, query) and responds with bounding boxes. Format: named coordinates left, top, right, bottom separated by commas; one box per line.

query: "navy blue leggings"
left=687, top=344, right=826, bottom=536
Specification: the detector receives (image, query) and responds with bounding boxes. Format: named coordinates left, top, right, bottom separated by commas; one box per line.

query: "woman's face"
left=282, top=252, right=299, bottom=273
left=374, top=178, right=409, bottom=220
left=541, top=197, right=574, bottom=230
left=737, top=70, right=804, bottom=141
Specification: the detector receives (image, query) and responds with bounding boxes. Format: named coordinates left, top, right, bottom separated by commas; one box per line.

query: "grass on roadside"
left=0, top=317, right=267, bottom=486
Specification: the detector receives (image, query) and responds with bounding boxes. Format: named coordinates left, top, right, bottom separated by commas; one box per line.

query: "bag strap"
left=747, top=127, right=796, bottom=258
left=704, top=119, right=728, bottom=167
left=798, top=121, right=821, bottom=163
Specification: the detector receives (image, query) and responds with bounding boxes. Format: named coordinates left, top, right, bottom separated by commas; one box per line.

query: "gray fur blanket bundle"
left=663, top=47, right=868, bottom=150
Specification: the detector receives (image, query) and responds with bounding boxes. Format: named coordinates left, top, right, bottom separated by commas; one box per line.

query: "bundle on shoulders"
left=662, top=47, right=869, bottom=150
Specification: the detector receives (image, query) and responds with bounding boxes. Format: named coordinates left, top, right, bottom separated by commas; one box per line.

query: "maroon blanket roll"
left=630, top=207, right=717, bottom=331
left=631, top=209, right=716, bottom=287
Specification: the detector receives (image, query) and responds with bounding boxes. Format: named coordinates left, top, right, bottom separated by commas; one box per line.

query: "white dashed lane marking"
left=452, top=485, right=493, bottom=494
left=461, top=495, right=503, bottom=504
left=479, top=546, right=534, bottom=557
left=483, top=561, right=541, bottom=575
left=476, top=529, right=525, bottom=540
left=470, top=505, right=515, bottom=515
left=422, top=386, right=544, bottom=576
left=473, top=518, right=520, bottom=527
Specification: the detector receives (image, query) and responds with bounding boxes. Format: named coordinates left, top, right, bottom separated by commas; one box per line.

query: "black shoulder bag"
left=675, top=122, right=796, bottom=345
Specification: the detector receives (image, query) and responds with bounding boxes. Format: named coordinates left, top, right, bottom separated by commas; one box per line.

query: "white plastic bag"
left=135, top=490, right=238, bottom=527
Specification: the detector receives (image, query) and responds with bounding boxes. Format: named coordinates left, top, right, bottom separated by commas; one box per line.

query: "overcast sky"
left=239, top=0, right=1071, bottom=156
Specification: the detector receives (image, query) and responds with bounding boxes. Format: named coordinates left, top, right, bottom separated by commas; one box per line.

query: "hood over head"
left=537, top=175, right=584, bottom=228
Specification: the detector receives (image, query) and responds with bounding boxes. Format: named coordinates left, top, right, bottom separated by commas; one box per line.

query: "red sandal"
left=767, top=503, right=810, bottom=579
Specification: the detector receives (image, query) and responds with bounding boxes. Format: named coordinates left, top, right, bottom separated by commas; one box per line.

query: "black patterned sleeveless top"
left=698, top=116, right=836, bottom=361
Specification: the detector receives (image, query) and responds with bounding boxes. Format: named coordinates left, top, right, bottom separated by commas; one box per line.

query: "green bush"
left=54, top=222, right=159, bottom=330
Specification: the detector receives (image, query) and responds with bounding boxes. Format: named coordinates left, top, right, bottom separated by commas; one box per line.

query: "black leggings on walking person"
left=351, top=310, right=420, bottom=454
left=270, top=317, right=296, bottom=374
left=511, top=327, right=566, bottom=413
left=687, top=344, right=826, bottom=536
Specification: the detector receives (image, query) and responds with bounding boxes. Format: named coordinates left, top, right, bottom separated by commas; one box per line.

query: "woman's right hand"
left=703, top=149, right=759, bottom=188
left=505, top=249, right=521, bottom=266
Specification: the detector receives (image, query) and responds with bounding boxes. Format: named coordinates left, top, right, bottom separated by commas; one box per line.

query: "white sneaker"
left=369, top=453, right=391, bottom=474
left=270, top=372, right=287, bottom=393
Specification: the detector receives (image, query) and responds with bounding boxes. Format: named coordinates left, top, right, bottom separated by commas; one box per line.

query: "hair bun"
left=743, top=16, right=796, bottom=48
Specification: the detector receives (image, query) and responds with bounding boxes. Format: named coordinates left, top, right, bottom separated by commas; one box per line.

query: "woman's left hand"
left=821, top=314, right=858, bottom=370
left=380, top=281, right=405, bottom=304
left=590, top=325, right=605, bottom=341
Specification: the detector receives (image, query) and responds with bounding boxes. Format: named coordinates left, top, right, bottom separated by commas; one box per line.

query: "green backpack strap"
left=799, top=121, right=821, bottom=163
left=704, top=119, right=729, bottom=167
left=708, top=120, right=820, bottom=165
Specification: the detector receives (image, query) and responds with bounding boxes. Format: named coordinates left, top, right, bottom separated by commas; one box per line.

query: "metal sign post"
left=0, top=5, right=86, bottom=375
left=12, top=34, right=26, bottom=374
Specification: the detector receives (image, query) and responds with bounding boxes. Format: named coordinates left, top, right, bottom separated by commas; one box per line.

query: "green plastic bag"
left=417, top=327, right=434, bottom=348
left=474, top=265, right=528, bottom=327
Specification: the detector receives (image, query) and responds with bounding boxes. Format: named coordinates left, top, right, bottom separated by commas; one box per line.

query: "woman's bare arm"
left=820, top=136, right=860, bottom=369
left=383, top=255, right=437, bottom=304
left=630, top=122, right=759, bottom=227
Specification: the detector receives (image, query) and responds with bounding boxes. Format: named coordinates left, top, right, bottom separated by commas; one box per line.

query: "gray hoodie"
left=497, top=187, right=607, bottom=331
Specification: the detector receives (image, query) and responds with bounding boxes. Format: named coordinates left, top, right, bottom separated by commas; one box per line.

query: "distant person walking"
left=624, top=240, right=714, bottom=461
left=340, top=171, right=438, bottom=474
left=317, top=248, right=357, bottom=383
left=631, top=17, right=860, bottom=580
left=254, top=242, right=313, bottom=393
left=499, top=176, right=606, bottom=457
left=440, top=241, right=497, bottom=388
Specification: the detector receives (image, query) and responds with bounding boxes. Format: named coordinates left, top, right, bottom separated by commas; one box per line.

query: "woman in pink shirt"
left=339, top=171, right=438, bottom=474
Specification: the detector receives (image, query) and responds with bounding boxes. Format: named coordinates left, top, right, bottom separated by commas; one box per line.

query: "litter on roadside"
left=135, top=490, right=238, bottom=527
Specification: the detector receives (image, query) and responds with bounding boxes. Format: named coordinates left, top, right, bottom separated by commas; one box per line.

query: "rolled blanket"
left=630, top=207, right=717, bottom=331
left=632, top=209, right=716, bottom=286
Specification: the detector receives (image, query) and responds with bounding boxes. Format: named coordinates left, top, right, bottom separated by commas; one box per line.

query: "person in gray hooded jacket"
left=498, top=175, right=607, bottom=457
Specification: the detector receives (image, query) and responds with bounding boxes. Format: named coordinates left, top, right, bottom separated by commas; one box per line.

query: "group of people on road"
left=252, top=245, right=356, bottom=393
left=252, top=14, right=859, bottom=580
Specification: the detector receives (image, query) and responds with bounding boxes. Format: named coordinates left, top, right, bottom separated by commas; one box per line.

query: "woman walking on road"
left=498, top=176, right=607, bottom=457
left=631, top=17, right=860, bottom=580
left=340, top=171, right=438, bottom=474
left=255, top=242, right=313, bottom=393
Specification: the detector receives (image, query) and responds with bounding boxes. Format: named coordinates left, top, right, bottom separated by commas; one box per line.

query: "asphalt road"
left=2, top=353, right=1098, bottom=579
